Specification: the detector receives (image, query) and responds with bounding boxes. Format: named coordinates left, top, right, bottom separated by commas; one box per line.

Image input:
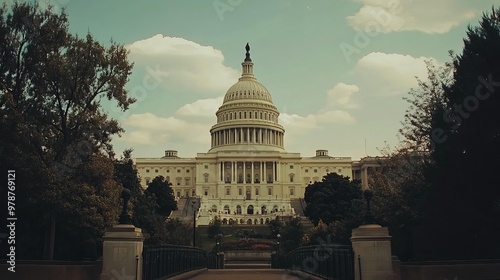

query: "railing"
left=143, top=245, right=220, bottom=280
left=271, top=244, right=354, bottom=280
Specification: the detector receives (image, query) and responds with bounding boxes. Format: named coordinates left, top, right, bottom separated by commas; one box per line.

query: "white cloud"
left=347, top=0, right=477, bottom=34
left=126, top=34, right=240, bottom=95
left=279, top=110, right=355, bottom=135
left=327, top=83, right=360, bottom=109
left=176, top=97, right=223, bottom=117
left=354, top=52, right=438, bottom=95
left=119, top=113, right=211, bottom=145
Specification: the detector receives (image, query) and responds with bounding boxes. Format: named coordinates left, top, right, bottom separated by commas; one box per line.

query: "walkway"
left=188, top=269, right=316, bottom=280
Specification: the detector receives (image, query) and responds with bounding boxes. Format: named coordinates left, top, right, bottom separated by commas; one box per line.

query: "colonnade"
left=211, top=127, right=284, bottom=147
left=218, top=161, right=279, bottom=183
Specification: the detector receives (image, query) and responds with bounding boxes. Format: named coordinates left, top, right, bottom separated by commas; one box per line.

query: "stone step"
left=224, top=263, right=271, bottom=269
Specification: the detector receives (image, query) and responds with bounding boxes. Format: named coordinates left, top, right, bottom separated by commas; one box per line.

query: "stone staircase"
left=223, top=251, right=271, bottom=269
left=168, top=197, right=200, bottom=224
left=290, top=198, right=313, bottom=228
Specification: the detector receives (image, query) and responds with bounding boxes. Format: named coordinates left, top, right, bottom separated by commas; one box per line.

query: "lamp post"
left=216, top=233, right=222, bottom=252
left=363, top=189, right=375, bottom=225
left=276, top=233, right=281, bottom=253
left=118, top=188, right=132, bottom=224
left=192, top=200, right=197, bottom=247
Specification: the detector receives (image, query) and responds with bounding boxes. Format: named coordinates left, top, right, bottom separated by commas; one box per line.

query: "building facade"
left=135, top=44, right=379, bottom=225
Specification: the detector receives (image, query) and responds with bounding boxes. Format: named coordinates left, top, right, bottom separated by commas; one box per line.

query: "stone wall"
left=0, top=260, right=102, bottom=280
left=400, top=260, right=500, bottom=280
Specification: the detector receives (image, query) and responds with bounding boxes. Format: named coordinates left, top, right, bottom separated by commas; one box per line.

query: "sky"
left=5, top=0, right=498, bottom=160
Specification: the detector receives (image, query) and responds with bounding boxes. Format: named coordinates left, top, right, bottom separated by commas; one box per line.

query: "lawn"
left=196, top=224, right=278, bottom=252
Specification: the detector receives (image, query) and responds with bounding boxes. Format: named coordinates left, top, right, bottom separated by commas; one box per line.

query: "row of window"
left=211, top=204, right=283, bottom=215
left=146, top=166, right=343, bottom=174
left=218, top=110, right=277, bottom=122
left=219, top=187, right=295, bottom=196
left=145, top=168, right=190, bottom=173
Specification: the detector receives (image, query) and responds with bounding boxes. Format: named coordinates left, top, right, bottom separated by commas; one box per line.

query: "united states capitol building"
left=135, top=44, right=380, bottom=226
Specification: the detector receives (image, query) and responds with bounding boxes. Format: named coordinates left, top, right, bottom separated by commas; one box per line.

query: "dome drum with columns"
left=210, top=43, right=285, bottom=153
left=134, top=44, right=379, bottom=226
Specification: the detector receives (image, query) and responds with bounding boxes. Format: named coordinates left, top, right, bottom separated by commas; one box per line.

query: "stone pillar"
left=100, top=224, right=144, bottom=280
left=351, top=190, right=393, bottom=280
left=350, top=224, right=393, bottom=280
left=101, top=189, right=144, bottom=280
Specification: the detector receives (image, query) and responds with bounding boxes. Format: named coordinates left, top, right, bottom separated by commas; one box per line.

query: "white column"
left=264, top=162, right=267, bottom=183
left=273, top=161, right=276, bottom=181
left=243, top=161, right=246, bottom=182
left=220, top=162, right=223, bottom=181
left=252, top=128, right=256, bottom=143
left=276, top=162, right=280, bottom=182
left=251, top=162, right=254, bottom=183
left=231, top=161, right=234, bottom=183
left=260, top=161, right=266, bottom=183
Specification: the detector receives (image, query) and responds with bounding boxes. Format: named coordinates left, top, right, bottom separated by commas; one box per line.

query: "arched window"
left=224, top=205, right=230, bottom=214
left=261, top=205, right=267, bottom=214
left=211, top=205, right=217, bottom=212
left=247, top=205, right=254, bottom=214
left=236, top=205, right=242, bottom=214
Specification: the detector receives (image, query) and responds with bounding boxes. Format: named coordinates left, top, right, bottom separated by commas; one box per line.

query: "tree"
left=303, top=220, right=335, bottom=246
left=399, top=61, right=453, bottom=151
left=279, top=217, right=305, bottom=252
left=207, top=216, right=222, bottom=238
left=369, top=147, right=431, bottom=260
left=0, top=3, right=134, bottom=260
left=144, top=176, right=177, bottom=217
left=114, top=149, right=143, bottom=197
left=304, top=173, right=363, bottom=226
left=268, top=217, right=283, bottom=238
left=422, top=6, right=500, bottom=259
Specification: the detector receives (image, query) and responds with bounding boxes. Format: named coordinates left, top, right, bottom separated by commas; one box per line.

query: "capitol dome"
left=209, top=43, right=285, bottom=152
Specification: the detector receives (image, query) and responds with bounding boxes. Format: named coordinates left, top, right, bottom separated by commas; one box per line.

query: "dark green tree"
left=268, top=217, right=283, bottom=238
left=0, top=3, right=134, bottom=260
left=304, top=173, right=363, bottom=226
left=369, top=147, right=431, bottom=260
left=207, top=215, right=222, bottom=238
left=422, top=6, right=500, bottom=259
left=144, top=176, right=177, bottom=217
left=280, top=217, right=305, bottom=252
left=114, top=149, right=143, bottom=197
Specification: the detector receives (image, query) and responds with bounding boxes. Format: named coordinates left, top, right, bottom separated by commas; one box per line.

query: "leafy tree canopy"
left=304, top=173, right=363, bottom=226
left=0, top=2, right=134, bottom=260
left=144, top=175, right=177, bottom=217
